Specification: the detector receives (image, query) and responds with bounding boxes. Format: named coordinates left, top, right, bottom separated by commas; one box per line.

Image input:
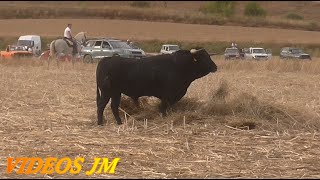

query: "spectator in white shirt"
left=64, top=23, right=77, bottom=55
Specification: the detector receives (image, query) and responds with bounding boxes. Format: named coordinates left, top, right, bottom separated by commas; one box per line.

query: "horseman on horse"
left=47, top=23, right=88, bottom=69
left=64, top=23, right=78, bottom=56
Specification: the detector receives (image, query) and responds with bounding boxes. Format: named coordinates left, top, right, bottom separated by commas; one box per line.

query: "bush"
left=307, top=22, right=319, bottom=31
left=244, top=2, right=267, bottom=17
left=199, top=1, right=236, bottom=17
left=130, top=1, right=150, bottom=8
left=286, top=13, right=304, bottom=20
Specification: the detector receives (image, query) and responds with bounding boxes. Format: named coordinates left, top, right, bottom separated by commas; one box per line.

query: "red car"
left=0, top=45, right=33, bottom=60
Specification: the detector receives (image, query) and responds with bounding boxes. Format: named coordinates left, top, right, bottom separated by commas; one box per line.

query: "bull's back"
left=96, top=56, right=145, bottom=88
left=97, top=56, right=175, bottom=95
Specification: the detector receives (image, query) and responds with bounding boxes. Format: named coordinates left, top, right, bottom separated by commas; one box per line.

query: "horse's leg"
left=57, top=56, right=60, bottom=69
left=47, top=56, right=50, bottom=70
left=72, top=57, right=75, bottom=69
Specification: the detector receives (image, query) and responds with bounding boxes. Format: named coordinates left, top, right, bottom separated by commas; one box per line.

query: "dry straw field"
left=1, top=56, right=320, bottom=178
left=1, top=1, right=320, bottom=178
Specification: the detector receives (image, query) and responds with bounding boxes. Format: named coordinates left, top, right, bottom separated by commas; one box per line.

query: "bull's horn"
left=190, top=49, right=198, bottom=54
left=190, top=48, right=203, bottom=54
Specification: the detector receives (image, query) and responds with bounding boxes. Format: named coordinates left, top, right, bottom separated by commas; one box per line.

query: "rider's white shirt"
left=64, top=27, right=71, bottom=38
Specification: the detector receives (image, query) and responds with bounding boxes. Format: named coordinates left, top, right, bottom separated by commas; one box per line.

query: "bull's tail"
left=96, top=84, right=101, bottom=107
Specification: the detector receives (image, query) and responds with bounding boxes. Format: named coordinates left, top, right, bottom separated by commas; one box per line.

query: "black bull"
left=96, top=48, right=218, bottom=125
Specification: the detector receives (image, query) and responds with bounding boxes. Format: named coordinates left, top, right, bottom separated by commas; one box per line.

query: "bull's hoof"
left=98, top=122, right=103, bottom=126
left=116, top=121, right=123, bottom=125
left=161, top=112, right=167, bottom=118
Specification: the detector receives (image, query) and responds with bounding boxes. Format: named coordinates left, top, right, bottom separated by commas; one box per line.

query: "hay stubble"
left=1, top=57, right=320, bottom=178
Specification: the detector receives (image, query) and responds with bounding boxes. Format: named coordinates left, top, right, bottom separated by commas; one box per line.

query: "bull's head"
left=172, top=48, right=217, bottom=79
left=190, top=48, right=217, bottom=77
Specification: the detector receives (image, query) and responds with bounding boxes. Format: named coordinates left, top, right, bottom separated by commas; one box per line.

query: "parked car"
left=280, top=47, right=311, bottom=60
left=80, top=38, right=146, bottom=63
left=0, top=45, right=34, bottom=60
left=160, top=44, right=180, bottom=54
left=224, top=47, right=240, bottom=60
left=17, top=35, right=42, bottom=57
left=243, top=47, right=271, bottom=60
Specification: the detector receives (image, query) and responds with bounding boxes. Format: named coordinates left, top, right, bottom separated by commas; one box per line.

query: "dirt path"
left=1, top=19, right=320, bottom=43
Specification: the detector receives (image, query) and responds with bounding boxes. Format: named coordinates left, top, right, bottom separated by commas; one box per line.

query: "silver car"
left=280, top=47, right=311, bottom=60
left=80, top=38, right=146, bottom=63
left=224, top=47, right=240, bottom=60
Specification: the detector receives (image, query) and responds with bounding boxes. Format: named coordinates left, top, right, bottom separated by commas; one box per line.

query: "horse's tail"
left=49, top=40, right=56, bottom=58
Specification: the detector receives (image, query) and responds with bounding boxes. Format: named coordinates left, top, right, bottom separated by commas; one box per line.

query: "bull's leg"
left=169, top=88, right=188, bottom=106
left=159, top=90, right=187, bottom=117
left=97, top=94, right=110, bottom=126
left=131, top=96, right=140, bottom=108
left=159, top=99, right=169, bottom=117
left=111, top=93, right=122, bottom=125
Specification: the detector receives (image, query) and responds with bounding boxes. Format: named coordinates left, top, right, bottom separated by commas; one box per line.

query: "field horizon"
left=1, top=19, right=320, bottom=57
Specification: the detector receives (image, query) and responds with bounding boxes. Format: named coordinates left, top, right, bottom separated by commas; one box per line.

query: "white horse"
left=48, top=32, right=87, bottom=69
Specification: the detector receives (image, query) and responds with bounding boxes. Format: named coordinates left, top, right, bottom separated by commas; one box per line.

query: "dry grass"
left=1, top=57, right=320, bottom=178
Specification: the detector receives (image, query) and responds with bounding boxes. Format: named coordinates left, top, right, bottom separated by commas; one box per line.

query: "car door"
left=165, top=46, right=169, bottom=54
left=266, top=48, right=272, bottom=59
left=160, top=46, right=165, bottom=54
left=91, top=41, right=102, bottom=59
left=287, top=48, right=294, bottom=58
left=244, top=48, right=251, bottom=59
left=81, top=40, right=94, bottom=55
left=280, top=48, right=287, bottom=58
left=100, top=41, right=113, bottom=57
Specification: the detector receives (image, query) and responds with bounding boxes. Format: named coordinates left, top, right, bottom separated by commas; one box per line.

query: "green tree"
left=244, top=2, right=267, bottom=17
left=200, top=1, right=236, bottom=17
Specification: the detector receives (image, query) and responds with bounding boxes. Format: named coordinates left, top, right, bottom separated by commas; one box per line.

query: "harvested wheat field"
left=1, top=19, right=320, bottom=44
left=1, top=57, right=320, bottom=178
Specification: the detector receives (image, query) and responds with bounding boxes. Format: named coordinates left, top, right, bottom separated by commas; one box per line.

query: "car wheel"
left=83, top=55, right=92, bottom=64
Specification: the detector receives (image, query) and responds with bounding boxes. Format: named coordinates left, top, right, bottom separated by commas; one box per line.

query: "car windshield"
left=17, top=40, right=32, bottom=47
left=10, top=46, right=26, bottom=51
left=169, top=46, right=180, bottom=51
left=225, top=48, right=239, bottom=53
left=130, top=43, right=140, bottom=49
left=252, top=49, right=266, bottom=54
left=109, top=41, right=132, bottom=49
left=290, top=48, right=303, bottom=54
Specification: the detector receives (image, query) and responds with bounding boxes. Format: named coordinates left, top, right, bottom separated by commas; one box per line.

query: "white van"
left=17, top=35, right=42, bottom=56
left=160, top=44, right=180, bottom=54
